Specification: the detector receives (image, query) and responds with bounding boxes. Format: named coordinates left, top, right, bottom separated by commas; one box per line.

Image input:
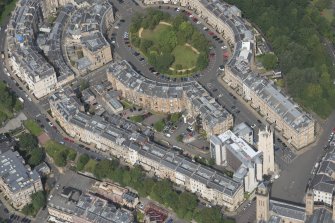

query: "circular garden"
left=130, top=9, right=210, bottom=76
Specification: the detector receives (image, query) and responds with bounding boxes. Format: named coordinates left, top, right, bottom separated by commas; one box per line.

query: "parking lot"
left=0, top=200, right=31, bottom=223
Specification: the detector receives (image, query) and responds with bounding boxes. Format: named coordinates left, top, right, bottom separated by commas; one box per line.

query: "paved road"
left=271, top=111, right=335, bottom=203
left=235, top=199, right=256, bottom=223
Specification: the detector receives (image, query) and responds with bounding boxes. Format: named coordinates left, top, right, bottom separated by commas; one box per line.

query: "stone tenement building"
left=6, top=0, right=112, bottom=98
left=141, top=0, right=315, bottom=150
left=49, top=89, right=244, bottom=211
left=0, top=150, right=43, bottom=210
left=107, top=60, right=233, bottom=138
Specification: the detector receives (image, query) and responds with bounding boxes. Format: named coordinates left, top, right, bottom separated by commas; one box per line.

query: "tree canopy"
left=78, top=156, right=229, bottom=222
left=18, top=133, right=44, bottom=167
left=0, top=81, right=22, bottom=125
left=130, top=9, right=210, bottom=74
left=225, top=0, right=335, bottom=117
left=22, top=191, right=46, bottom=216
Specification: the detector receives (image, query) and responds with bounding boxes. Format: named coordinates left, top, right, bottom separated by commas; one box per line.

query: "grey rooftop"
left=0, top=150, right=40, bottom=193
left=50, top=90, right=242, bottom=198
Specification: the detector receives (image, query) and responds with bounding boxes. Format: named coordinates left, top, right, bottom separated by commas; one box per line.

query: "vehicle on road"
left=250, top=124, right=256, bottom=128
left=18, top=97, right=24, bottom=103
left=48, top=122, right=53, bottom=127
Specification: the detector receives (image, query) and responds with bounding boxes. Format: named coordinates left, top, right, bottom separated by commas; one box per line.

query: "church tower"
left=256, top=182, right=270, bottom=222
left=258, top=126, right=275, bottom=175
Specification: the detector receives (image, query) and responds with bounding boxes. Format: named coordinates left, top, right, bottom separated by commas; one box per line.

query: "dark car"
left=120, top=19, right=125, bottom=22
left=213, top=88, right=218, bottom=92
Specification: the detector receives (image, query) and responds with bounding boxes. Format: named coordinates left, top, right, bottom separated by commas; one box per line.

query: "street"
left=0, top=0, right=335, bottom=219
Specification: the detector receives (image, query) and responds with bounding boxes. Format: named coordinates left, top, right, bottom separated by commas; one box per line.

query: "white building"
left=233, top=122, right=254, bottom=145
left=258, top=126, right=275, bottom=175
left=210, top=130, right=263, bottom=193
left=310, top=149, right=335, bottom=206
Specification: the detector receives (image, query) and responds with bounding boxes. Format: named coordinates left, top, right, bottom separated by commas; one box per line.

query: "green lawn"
left=129, top=115, right=144, bottom=123
left=141, top=23, right=172, bottom=42
left=44, top=140, right=77, bottom=167
left=84, top=159, right=97, bottom=173
left=171, top=45, right=199, bottom=70
left=23, top=119, right=43, bottom=136
left=153, top=120, right=165, bottom=132
left=141, top=24, right=199, bottom=71
left=121, top=100, right=134, bottom=109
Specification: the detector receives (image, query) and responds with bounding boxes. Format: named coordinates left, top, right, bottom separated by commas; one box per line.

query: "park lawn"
left=154, top=119, right=165, bottom=132
left=83, top=159, right=97, bottom=173
left=129, top=115, right=144, bottom=123
left=44, top=140, right=77, bottom=166
left=23, top=119, right=43, bottom=136
left=171, top=45, right=199, bottom=70
left=140, top=23, right=172, bottom=42
left=121, top=100, right=133, bottom=109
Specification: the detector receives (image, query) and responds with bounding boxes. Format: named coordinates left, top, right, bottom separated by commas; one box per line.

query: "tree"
left=158, top=29, right=177, bottom=50
left=259, top=53, right=277, bottom=70
left=28, top=148, right=44, bottom=167
left=19, top=133, right=38, bottom=152
left=140, top=39, right=153, bottom=54
left=196, top=53, right=209, bottom=70
left=54, top=150, right=67, bottom=167
left=32, top=191, right=46, bottom=211
left=93, top=159, right=119, bottom=180
left=193, top=207, right=224, bottom=223
left=76, top=154, right=90, bottom=171
left=22, top=204, right=35, bottom=216
left=132, top=35, right=141, bottom=48
left=179, top=21, right=194, bottom=40
left=172, top=14, right=187, bottom=30
left=67, top=149, right=77, bottom=161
